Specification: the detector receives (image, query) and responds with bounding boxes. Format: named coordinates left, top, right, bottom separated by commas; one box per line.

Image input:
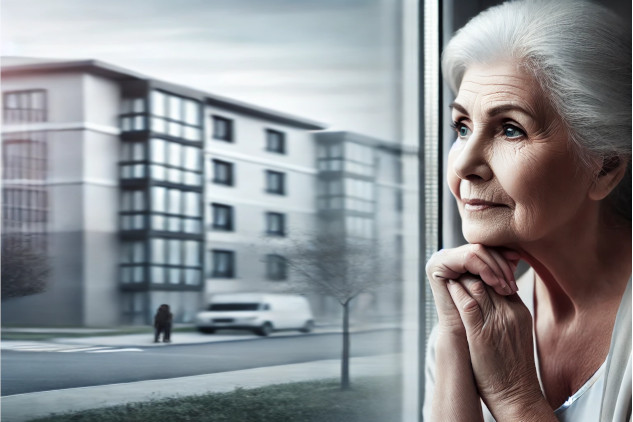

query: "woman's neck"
left=517, top=206, right=631, bottom=321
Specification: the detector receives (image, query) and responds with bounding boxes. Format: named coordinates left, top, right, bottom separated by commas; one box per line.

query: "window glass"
left=151, top=165, right=166, bottom=181
left=151, top=91, right=167, bottom=117
left=266, top=254, right=287, bottom=280
left=212, top=116, right=233, bottom=141
left=152, top=215, right=166, bottom=231
left=133, top=266, right=144, bottom=283
left=184, top=240, right=200, bottom=266
left=151, top=266, right=165, bottom=284
left=151, top=239, right=165, bottom=264
left=183, top=219, right=199, bottom=233
left=184, top=100, right=199, bottom=125
left=151, top=117, right=166, bottom=134
left=169, top=267, right=180, bottom=284
left=132, top=190, right=145, bottom=211
left=265, top=170, right=285, bottom=195
left=266, top=129, right=285, bottom=153
left=151, top=186, right=166, bottom=212
left=168, top=168, right=182, bottom=184
left=151, top=138, right=166, bottom=164
left=212, top=159, right=233, bottom=185
left=212, top=203, right=233, bottom=230
left=183, top=146, right=200, bottom=171
left=184, top=191, right=200, bottom=217
left=168, top=96, right=182, bottom=120
left=168, top=239, right=181, bottom=265
left=168, top=189, right=181, bottom=214
left=185, top=269, right=200, bottom=285
left=168, top=216, right=181, bottom=232
left=211, top=250, right=234, bottom=278
left=168, top=142, right=182, bottom=167
left=266, top=212, right=285, bottom=235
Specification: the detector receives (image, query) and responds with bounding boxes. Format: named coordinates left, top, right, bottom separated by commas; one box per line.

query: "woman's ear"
left=588, top=156, right=628, bottom=201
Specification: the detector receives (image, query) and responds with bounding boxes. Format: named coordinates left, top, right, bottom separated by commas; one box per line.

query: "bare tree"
left=1, top=234, right=50, bottom=300
left=281, top=232, right=392, bottom=390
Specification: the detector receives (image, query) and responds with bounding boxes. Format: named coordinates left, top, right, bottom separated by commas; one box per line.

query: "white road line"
left=87, top=348, right=143, bottom=353
left=58, top=347, right=113, bottom=353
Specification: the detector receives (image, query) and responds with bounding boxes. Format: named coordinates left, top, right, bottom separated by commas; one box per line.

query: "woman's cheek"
left=447, top=141, right=462, bottom=200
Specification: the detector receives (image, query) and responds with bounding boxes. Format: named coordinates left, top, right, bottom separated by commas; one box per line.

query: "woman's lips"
left=462, top=198, right=503, bottom=211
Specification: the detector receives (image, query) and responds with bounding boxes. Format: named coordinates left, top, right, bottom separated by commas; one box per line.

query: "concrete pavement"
left=1, top=324, right=401, bottom=421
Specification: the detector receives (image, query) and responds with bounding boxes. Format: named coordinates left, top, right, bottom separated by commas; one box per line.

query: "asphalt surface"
left=1, top=324, right=404, bottom=422
left=2, top=329, right=401, bottom=395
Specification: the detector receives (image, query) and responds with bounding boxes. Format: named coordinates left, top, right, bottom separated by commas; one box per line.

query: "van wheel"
left=300, top=320, right=314, bottom=333
left=257, top=322, right=273, bottom=336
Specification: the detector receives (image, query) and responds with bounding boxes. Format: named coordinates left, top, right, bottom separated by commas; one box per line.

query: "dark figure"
left=154, top=304, right=173, bottom=343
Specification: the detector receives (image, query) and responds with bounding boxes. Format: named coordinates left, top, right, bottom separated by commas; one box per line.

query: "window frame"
left=212, top=159, right=234, bottom=186
left=265, top=129, right=286, bottom=154
left=265, top=170, right=286, bottom=195
left=266, top=254, right=288, bottom=280
left=211, top=249, right=235, bottom=278
left=265, top=211, right=285, bottom=236
left=211, top=203, right=234, bottom=231
left=212, top=115, right=234, bottom=142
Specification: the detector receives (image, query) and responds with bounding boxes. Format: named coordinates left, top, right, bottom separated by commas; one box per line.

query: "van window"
left=208, top=303, right=260, bottom=311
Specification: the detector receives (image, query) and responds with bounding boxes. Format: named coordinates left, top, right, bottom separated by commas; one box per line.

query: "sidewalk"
left=1, top=354, right=401, bottom=422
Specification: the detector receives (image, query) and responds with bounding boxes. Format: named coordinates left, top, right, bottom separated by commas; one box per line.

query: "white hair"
left=442, top=0, right=631, bottom=219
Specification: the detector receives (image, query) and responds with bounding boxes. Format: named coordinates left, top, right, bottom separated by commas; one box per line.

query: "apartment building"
left=1, top=57, right=404, bottom=326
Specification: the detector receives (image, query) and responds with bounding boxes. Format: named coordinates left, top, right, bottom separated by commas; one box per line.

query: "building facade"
left=1, top=57, right=404, bottom=326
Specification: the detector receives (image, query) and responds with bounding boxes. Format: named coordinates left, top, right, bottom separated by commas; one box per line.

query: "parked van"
left=195, top=293, right=314, bottom=336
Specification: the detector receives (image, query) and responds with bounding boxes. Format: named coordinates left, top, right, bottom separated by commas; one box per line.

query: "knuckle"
left=469, top=280, right=486, bottom=296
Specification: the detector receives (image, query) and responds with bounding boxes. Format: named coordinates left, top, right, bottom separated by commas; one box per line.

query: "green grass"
left=28, top=376, right=402, bottom=422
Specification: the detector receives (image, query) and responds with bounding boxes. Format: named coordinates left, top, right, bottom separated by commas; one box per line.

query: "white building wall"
left=203, top=106, right=319, bottom=300
left=2, top=71, right=123, bottom=326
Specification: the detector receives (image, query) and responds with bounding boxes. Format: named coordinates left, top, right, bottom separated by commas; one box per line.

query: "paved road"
left=2, top=329, right=400, bottom=396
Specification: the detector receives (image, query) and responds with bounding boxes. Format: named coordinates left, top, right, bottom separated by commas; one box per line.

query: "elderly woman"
left=424, top=1, right=631, bottom=421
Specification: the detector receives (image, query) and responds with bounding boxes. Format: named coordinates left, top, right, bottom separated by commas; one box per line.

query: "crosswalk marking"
left=1, top=342, right=143, bottom=353
left=88, top=348, right=143, bottom=353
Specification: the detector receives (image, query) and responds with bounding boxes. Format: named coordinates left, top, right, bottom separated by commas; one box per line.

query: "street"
left=2, top=329, right=400, bottom=396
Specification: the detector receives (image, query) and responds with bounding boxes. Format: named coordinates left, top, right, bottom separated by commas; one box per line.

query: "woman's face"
left=447, top=61, right=595, bottom=247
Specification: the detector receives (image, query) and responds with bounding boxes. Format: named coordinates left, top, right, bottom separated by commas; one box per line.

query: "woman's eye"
left=503, top=125, right=525, bottom=139
left=452, top=122, right=471, bottom=139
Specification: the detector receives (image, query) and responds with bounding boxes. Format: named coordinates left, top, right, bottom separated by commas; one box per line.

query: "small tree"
left=281, top=232, right=390, bottom=390
left=1, top=234, right=50, bottom=300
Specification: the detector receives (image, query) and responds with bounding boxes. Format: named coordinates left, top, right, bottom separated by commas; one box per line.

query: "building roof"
left=1, top=56, right=327, bottom=131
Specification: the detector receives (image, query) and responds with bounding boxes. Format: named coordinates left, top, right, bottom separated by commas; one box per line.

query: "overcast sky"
left=1, top=0, right=402, bottom=141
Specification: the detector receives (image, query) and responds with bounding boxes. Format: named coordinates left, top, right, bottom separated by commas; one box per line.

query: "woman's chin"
left=462, top=225, right=512, bottom=246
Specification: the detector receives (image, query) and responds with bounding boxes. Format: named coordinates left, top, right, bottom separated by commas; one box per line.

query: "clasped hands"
left=426, top=244, right=546, bottom=419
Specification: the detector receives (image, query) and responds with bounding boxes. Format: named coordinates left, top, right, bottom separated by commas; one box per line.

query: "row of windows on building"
left=120, top=240, right=286, bottom=282
left=211, top=250, right=287, bottom=280
left=120, top=91, right=287, bottom=155
left=212, top=158, right=286, bottom=194
left=3, top=90, right=47, bottom=123
left=212, top=116, right=286, bottom=154
left=212, top=204, right=285, bottom=235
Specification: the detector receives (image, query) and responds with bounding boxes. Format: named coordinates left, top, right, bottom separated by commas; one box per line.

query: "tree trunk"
left=341, top=299, right=351, bottom=390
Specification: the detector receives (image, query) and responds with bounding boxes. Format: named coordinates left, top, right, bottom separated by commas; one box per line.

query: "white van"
left=195, top=293, right=314, bottom=336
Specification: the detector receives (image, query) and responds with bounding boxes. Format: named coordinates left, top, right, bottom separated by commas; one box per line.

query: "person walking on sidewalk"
left=154, top=304, right=173, bottom=343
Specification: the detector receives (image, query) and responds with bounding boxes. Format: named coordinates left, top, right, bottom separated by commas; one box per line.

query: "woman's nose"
left=451, top=135, right=493, bottom=181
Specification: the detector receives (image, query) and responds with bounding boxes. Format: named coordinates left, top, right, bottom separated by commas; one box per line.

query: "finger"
left=459, top=275, right=495, bottom=323
left=429, top=247, right=510, bottom=295
left=460, top=247, right=513, bottom=296
left=447, top=279, right=484, bottom=334
left=486, top=248, right=518, bottom=293
left=427, top=273, right=467, bottom=333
